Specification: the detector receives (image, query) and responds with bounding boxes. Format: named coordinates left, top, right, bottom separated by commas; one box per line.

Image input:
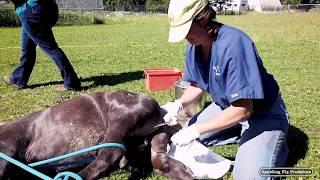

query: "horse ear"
left=159, top=108, right=167, bottom=120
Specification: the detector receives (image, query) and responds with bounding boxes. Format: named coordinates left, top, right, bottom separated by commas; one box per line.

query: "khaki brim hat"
left=168, top=0, right=208, bottom=43
left=168, top=21, right=193, bottom=43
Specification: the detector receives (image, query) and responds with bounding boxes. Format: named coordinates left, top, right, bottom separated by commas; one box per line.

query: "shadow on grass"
left=124, top=145, right=154, bottom=180
left=27, top=80, right=63, bottom=89
left=127, top=168, right=154, bottom=180
left=285, top=125, right=309, bottom=167
left=26, top=71, right=144, bottom=90
left=81, top=71, right=144, bottom=90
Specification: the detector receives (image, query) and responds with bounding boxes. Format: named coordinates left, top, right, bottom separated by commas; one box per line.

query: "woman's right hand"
left=161, top=84, right=204, bottom=126
left=161, top=100, right=183, bottom=126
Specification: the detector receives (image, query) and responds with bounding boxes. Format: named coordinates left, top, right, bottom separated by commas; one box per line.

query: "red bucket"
left=144, top=68, right=183, bottom=92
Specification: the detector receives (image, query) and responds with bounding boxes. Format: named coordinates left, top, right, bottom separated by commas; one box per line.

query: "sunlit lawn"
left=0, top=12, right=319, bottom=179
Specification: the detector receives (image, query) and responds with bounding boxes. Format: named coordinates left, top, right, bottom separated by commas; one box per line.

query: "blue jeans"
left=11, top=2, right=80, bottom=89
left=188, top=95, right=289, bottom=180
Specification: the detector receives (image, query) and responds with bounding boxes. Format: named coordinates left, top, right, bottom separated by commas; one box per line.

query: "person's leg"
left=19, top=3, right=81, bottom=89
left=10, top=29, right=37, bottom=87
left=232, top=96, right=289, bottom=180
left=188, top=102, right=242, bottom=146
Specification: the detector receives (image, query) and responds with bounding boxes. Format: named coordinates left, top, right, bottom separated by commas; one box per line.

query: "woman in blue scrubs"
left=161, top=0, right=289, bottom=179
left=3, top=0, right=81, bottom=92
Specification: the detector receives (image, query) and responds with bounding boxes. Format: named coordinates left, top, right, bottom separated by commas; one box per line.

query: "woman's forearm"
left=196, top=99, right=253, bottom=134
left=178, top=85, right=204, bottom=108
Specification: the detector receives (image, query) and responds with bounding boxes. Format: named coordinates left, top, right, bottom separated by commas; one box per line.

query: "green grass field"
left=0, top=12, right=319, bottom=179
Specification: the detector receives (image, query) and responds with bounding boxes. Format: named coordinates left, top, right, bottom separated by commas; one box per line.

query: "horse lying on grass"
left=0, top=91, right=192, bottom=180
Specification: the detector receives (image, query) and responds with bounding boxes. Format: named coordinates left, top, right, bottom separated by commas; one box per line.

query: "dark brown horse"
left=0, top=91, right=192, bottom=180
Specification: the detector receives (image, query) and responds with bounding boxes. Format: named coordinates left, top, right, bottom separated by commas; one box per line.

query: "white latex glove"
left=171, top=124, right=200, bottom=146
left=160, top=99, right=183, bottom=126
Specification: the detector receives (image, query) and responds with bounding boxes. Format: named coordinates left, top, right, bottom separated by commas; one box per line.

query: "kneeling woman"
left=162, top=0, right=289, bottom=179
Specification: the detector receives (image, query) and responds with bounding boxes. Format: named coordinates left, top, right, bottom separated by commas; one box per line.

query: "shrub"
left=57, top=11, right=93, bottom=26
left=0, top=8, right=20, bottom=27
left=57, top=11, right=106, bottom=26
left=92, top=16, right=105, bottom=24
left=0, top=3, right=106, bottom=26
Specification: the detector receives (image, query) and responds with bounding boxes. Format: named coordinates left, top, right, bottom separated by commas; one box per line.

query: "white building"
left=210, top=0, right=282, bottom=13
left=224, top=0, right=249, bottom=13
left=247, top=0, right=282, bottom=11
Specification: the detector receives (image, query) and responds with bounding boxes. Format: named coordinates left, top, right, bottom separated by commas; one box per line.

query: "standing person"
left=3, top=0, right=81, bottom=92
left=161, top=0, right=289, bottom=179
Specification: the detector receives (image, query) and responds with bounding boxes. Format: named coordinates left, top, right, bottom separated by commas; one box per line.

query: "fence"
left=103, top=5, right=168, bottom=13
left=56, top=0, right=104, bottom=11
left=1, top=2, right=320, bottom=27
left=101, top=4, right=319, bottom=14
left=282, top=4, right=320, bottom=12
left=1, top=2, right=320, bottom=13
left=57, top=5, right=168, bottom=14
left=213, top=3, right=320, bottom=14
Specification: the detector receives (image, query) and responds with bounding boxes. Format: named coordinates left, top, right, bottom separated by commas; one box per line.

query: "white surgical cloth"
left=167, top=140, right=231, bottom=179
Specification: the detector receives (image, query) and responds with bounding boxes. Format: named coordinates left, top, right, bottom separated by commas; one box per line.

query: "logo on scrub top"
left=212, top=66, right=221, bottom=76
left=231, top=92, right=239, bottom=98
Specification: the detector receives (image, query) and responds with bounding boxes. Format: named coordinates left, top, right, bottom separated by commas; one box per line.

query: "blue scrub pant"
left=11, top=3, right=81, bottom=89
left=188, top=95, right=289, bottom=180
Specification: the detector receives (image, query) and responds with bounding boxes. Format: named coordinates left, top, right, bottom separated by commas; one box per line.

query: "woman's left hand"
left=171, top=124, right=200, bottom=146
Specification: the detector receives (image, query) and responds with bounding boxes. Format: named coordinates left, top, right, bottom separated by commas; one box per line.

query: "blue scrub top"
left=184, top=25, right=279, bottom=112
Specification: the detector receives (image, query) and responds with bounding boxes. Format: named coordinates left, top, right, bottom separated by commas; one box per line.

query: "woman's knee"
left=232, top=130, right=288, bottom=179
